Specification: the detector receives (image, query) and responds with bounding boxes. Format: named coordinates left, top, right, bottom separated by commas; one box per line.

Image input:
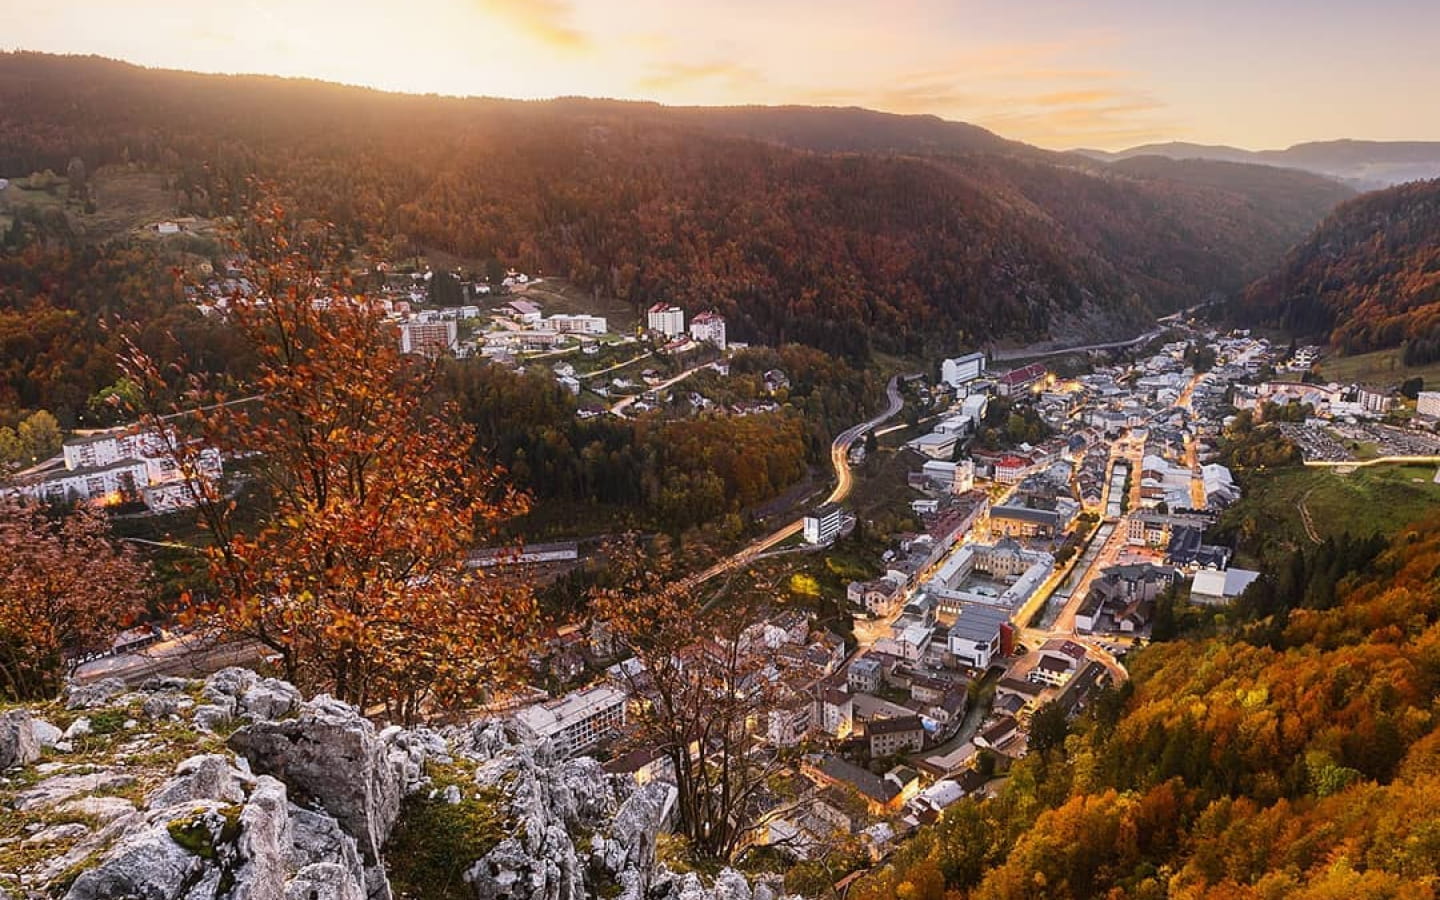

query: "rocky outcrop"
left=458, top=724, right=784, bottom=900
left=0, top=711, right=40, bottom=770
left=227, top=694, right=419, bottom=871
left=0, top=673, right=789, bottom=900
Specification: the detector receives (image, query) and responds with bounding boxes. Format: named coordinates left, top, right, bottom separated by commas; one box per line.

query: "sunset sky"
left=7, top=0, right=1437, bottom=150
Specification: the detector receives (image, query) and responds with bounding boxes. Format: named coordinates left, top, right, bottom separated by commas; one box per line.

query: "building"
left=906, top=432, right=959, bottom=460
left=947, top=604, right=1013, bottom=670
left=398, top=320, right=458, bottom=358
left=868, top=715, right=926, bottom=757
left=1418, top=391, right=1440, bottom=419
left=1191, top=567, right=1262, bottom=605
left=689, top=311, right=727, bottom=349
left=14, top=426, right=222, bottom=512
left=1030, top=640, right=1087, bottom=687
left=941, top=352, right=986, bottom=388
left=848, top=657, right=883, bottom=694
left=992, top=455, right=1032, bottom=485
left=997, top=363, right=1046, bottom=397
left=548, top=314, right=608, bottom=335
left=512, top=684, right=627, bottom=758
left=502, top=300, right=544, bottom=324
left=804, top=503, right=844, bottom=545
left=647, top=303, right=686, bottom=338
left=821, top=689, right=855, bottom=739
left=989, top=502, right=1070, bottom=539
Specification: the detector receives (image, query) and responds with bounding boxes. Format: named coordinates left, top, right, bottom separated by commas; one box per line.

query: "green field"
left=1219, top=463, right=1440, bottom=565
left=1314, top=348, right=1440, bottom=390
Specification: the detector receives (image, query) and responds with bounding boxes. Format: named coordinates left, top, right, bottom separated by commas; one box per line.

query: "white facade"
left=803, top=503, right=843, bottom=545
left=513, top=684, right=627, bottom=758
left=19, top=427, right=223, bottom=511
left=1418, top=391, right=1440, bottom=418
left=647, top=304, right=686, bottom=338
left=941, top=352, right=986, bottom=388
left=689, top=312, right=727, bottom=349
left=398, top=320, right=458, bottom=357
left=548, top=314, right=608, bottom=335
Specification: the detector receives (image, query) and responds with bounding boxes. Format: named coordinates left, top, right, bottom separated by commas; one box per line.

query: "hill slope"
left=0, top=52, right=1352, bottom=360
left=1240, top=178, right=1440, bottom=358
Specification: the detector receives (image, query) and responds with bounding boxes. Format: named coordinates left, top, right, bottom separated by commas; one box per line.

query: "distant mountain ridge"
left=1075, top=140, right=1440, bottom=190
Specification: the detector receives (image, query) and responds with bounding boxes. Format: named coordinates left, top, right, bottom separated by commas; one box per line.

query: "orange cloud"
left=636, top=60, right=765, bottom=93
left=473, top=0, right=589, bottom=50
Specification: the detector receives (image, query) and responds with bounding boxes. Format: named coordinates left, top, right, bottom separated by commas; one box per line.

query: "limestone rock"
left=192, top=703, right=233, bottom=733
left=238, top=678, right=302, bottom=721
left=63, top=716, right=92, bottom=740
left=22, top=822, right=90, bottom=845
left=65, top=677, right=128, bottom=709
left=57, top=795, right=137, bottom=823
left=15, top=771, right=136, bottom=811
left=286, top=863, right=368, bottom=900
left=32, top=718, right=64, bottom=747
left=228, top=694, right=410, bottom=866
left=63, top=812, right=207, bottom=900
left=0, top=709, right=40, bottom=770
left=147, top=753, right=249, bottom=808
left=143, top=692, right=187, bottom=720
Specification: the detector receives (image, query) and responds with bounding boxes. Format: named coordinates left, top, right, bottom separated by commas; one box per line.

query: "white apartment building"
left=398, top=320, right=458, bottom=357
left=15, top=426, right=223, bottom=511
left=548, top=314, right=608, bottom=335
left=941, top=352, right=986, bottom=388
left=803, top=503, right=844, bottom=545
left=513, top=684, right=627, bottom=758
left=646, top=303, right=686, bottom=338
left=689, top=311, right=727, bottom=349
left=1417, top=391, right=1440, bottom=418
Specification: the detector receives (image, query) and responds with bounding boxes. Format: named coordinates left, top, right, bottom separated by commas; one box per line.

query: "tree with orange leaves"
left=124, top=195, right=536, bottom=722
left=0, top=497, right=149, bottom=700
left=590, top=536, right=793, bottom=863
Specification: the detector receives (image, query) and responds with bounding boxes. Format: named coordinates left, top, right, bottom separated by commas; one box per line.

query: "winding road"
left=685, top=375, right=909, bottom=588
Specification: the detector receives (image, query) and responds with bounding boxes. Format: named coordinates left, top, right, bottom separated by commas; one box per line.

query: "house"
left=805, top=755, right=903, bottom=815
left=994, top=678, right=1045, bottom=716
left=821, top=689, right=855, bottom=739
left=603, top=745, right=675, bottom=787
left=848, top=657, right=883, bottom=694
left=502, top=300, right=544, bottom=324
left=992, top=455, right=1032, bottom=485
left=1030, top=640, right=1087, bottom=687
left=975, top=715, right=1021, bottom=753
left=763, top=369, right=791, bottom=393
left=997, top=363, right=1046, bottom=397
left=647, top=303, right=686, bottom=337
left=689, top=311, right=727, bottom=349
left=767, top=699, right=814, bottom=747
left=803, top=503, right=844, bottom=545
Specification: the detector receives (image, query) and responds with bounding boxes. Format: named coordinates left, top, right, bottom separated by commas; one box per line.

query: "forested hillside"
left=1241, top=178, right=1440, bottom=360
left=0, top=52, right=1351, bottom=365
left=846, top=515, right=1440, bottom=899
